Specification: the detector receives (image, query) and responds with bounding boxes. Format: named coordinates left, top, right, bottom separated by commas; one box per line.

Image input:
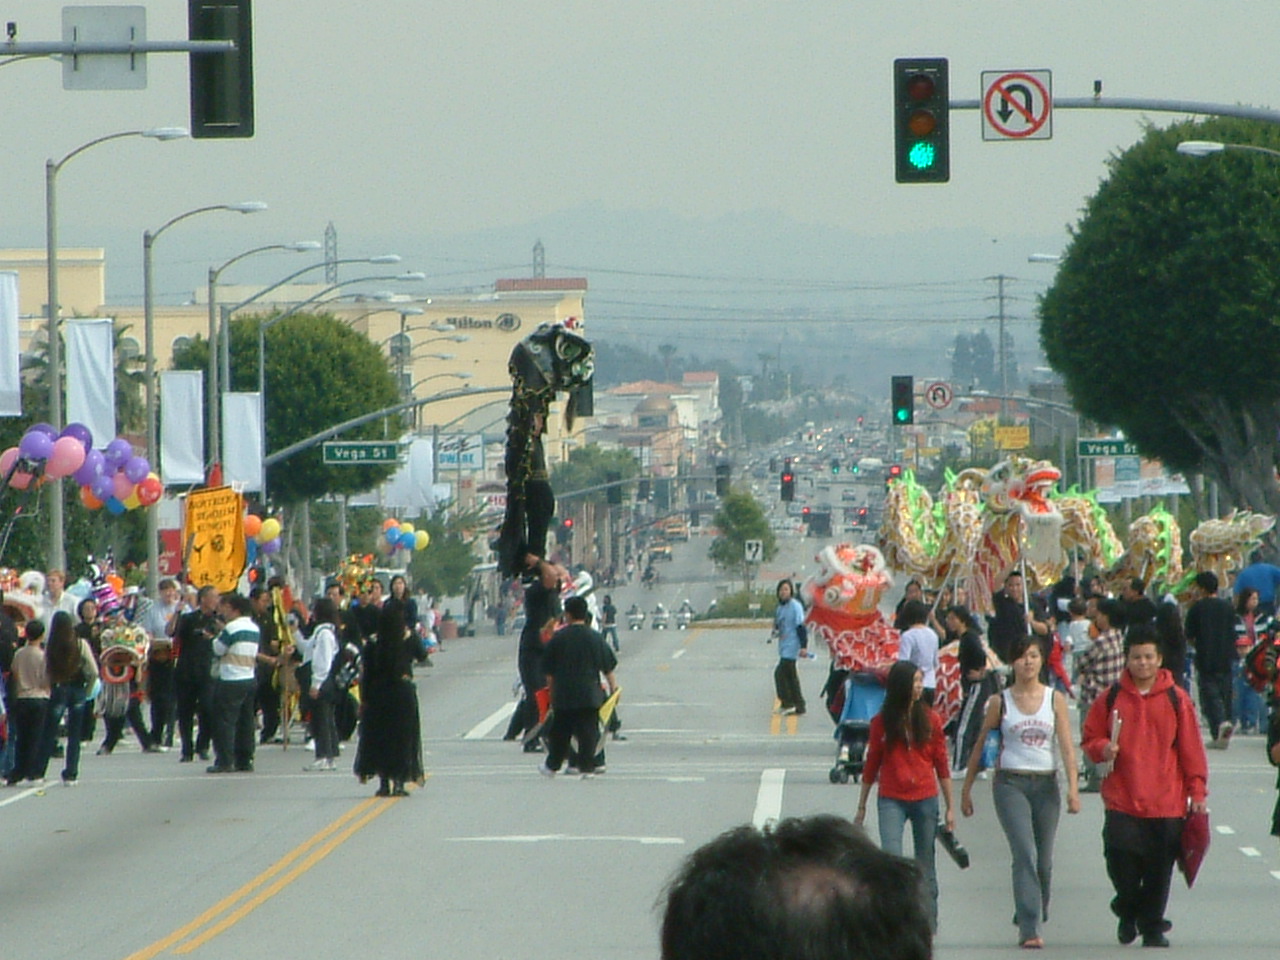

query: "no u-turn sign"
left=982, top=70, right=1052, bottom=140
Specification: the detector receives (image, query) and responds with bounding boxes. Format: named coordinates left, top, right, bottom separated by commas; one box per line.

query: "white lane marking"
left=447, top=835, right=684, bottom=845
left=464, top=701, right=516, bottom=740
left=1271, top=870, right=1280, bottom=881
left=753, top=768, right=786, bottom=829
left=1215, top=825, right=1236, bottom=835
left=0, top=785, right=44, bottom=807
left=1240, top=847, right=1262, bottom=858
left=672, top=649, right=687, bottom=660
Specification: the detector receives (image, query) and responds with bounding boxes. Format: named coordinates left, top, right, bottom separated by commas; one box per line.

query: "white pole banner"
left=221, top=392, right=263, bottom=491
left=160, top=370, right=206, bottom=485
left=64, top=317, right=116, bottom=446
left=0, top=272, right=20, bottom=416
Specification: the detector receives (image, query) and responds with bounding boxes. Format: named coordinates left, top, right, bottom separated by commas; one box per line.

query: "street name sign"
left=1077, top=438, right=1139, bottom=457
left=321, top=441, right=399, bottom=465
left=982, top=70, right=1052, bottom=140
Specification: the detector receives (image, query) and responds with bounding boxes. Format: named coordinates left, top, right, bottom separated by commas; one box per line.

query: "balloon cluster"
left=244, top=513, right=284, bottom=563
left=377, top=517, right=430, bottom=555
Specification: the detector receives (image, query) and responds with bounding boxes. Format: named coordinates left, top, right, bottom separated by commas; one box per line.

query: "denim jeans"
left=877, top=793, right=939, bottom=927
left=992, top=771, right=1061, bottom=941
left=38, top=683, right=89, bottom=782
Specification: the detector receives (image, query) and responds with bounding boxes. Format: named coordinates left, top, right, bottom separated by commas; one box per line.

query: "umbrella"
left=1176, top=810, right=1210, bottom=888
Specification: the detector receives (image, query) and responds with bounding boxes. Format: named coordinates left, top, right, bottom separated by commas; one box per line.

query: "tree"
left=407, top=505, right=487, bottom=599
left=707, top=490, right=776, bottom=586
left=1039, top=116, right=1280, bottom=515
left=172, top=312, right=402, bottom=505
left=549, top=445, right=641, bottom=505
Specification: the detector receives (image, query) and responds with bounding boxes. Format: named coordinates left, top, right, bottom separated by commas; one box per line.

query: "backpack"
left=1105, top=681, right=1182, bottom=748
left=1243, top=633, right=1279, bottom=695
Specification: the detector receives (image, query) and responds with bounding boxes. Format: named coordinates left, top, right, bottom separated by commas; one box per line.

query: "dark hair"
left=1236, top=587, right=1258, bottom=616
left=660, top=815, right=931, bottom=960
left=376, top=599, right=407, bottom=646
left=222, top=593, right=253, bottom=617
left=390, top=574, right=408, bottom=597
left=1008, top=634, right=1044, bottom=664
left=1124, top=620, right=1162, bottom=656
left=1095, top=597, right=1125, bottom=629
left=158, top=578, right=178, bottom=592
left=946, top=604, right=976, bottom=631
left=1005, top=570, right=1023, bottom=583
left=776, top=579, right=795, bottom=602
left=1128, top=577, right=1146, bottom=594
left=312, top=597, right=339, bottom=626
left=898, top=599, right=929, bottom=628
left=249, top=586, right=268, bottom=601
left=881, top=661, right=931, bottom=749
left=1067, top=598, right=1087, bottom=617
left=1194, top=571, right=1219, bottom=595
left=24, top=619, right=45, bottom=643
left=564, top=595, right=589, bottom=621
left=45, top=611, right=82, bottom=685
left=77, top=597, right=97, bottom=620
left=326, top=581, right=345, bottom=596
left=198, top=585, right=220, bottom=604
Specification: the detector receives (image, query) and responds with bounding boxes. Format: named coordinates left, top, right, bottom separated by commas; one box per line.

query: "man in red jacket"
left=1083, top=623, right=1208, bottom=949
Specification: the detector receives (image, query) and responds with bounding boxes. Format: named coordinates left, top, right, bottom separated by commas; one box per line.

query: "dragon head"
left=981, top=456, right=1062, bottom=516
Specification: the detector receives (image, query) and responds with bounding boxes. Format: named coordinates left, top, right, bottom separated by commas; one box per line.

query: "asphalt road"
left=4, top=532, right=1279, bottom=960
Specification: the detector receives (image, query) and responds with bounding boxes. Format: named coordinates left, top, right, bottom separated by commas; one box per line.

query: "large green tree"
left=172, top=312, right=401, bottom=505
left=549, top=444, right=641, bottom=505
left=708, top=490, right=776, bottom=584
left=1040, top=116, right=1280, bottom=515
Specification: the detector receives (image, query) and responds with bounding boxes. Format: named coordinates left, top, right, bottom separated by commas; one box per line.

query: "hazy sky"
left=3, top=1, right=1279, bottom=367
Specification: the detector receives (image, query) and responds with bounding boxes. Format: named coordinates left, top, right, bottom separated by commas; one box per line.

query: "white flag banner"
left=348, top=437, right=434, bottom=510
left=160, top=370, right=205, bottom=485
left=64, top=317, right=116, bottom=446
left=221, top=392, right=263, bottom=492
left=0, top=271, right=20, bottom=416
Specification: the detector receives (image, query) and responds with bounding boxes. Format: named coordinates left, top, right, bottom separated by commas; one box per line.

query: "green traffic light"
left=894, top=408, right=910, bottom=423
left=908, top=141, right=936, bottom=170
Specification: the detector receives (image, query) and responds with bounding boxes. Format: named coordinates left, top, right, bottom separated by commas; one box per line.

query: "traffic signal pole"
left=949, top=95, right=1280, bottom=126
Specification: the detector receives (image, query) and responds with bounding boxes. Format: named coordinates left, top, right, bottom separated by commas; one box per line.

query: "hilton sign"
left=445, top=313, right=522, bottom=332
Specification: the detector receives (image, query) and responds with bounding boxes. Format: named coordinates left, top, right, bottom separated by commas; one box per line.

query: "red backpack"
left=1243, top=633, right=1279, bottom=695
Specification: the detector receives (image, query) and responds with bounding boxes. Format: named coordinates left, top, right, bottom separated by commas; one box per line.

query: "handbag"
left=1176, top=809, right=1210, bottom=888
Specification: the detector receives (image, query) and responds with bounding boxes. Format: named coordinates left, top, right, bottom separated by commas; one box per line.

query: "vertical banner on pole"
left=221, top=392, right=263, bottom=491
left=64, top=317, right=117, bottom=446
left=160, top=370, right=206, bottom=484
left=0, top=271, right=21, bottom=416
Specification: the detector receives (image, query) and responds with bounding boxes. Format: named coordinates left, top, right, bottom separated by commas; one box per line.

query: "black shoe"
left=235, top=764, right=254, bottom=773
left=206, top=765, right=234, bottom=774
left=1142, top=933, right=1170, bottom=948
left=142, top=745, right=162, bottom=754
left=375, top=781, right=391, bottom=797
left=179, top=754, right=194, bottom=763
left=391, top=783, right=409, bottom=797
left=198, top=751, right=210, bottom=761
left=522, top=742, right=544, bottom=753
left=1118, top=919, right=1137, bottom=945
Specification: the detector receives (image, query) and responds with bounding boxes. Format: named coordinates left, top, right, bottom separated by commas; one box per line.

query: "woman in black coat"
left=353, top=600, right=426, bottom=796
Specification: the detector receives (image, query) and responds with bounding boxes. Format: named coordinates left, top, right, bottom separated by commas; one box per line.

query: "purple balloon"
left=104, top=438, right=133, bottom=467
left=60, top=422, right=94, bottom=453
left=72, top=449, right=106, bottom=486
left=123, top=456, right=150, bottom=484
left=19, top=430, right=54, bottom=461
left=91, top=474, right=115, bottom=501
left=29, top=422, right=57, bottom=439
left=260, top=536, right=282, bottom=555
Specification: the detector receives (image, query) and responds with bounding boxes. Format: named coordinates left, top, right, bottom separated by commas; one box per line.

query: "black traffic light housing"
left=894, top=57, right=949, bottom=183
left=780, top=471, right=795, bottom=502
left=715, top=462, right=731, bottom=498
left=891, top=375, right=915, bottom=425
left=637, top=478, right=651, bottom=501
left=189, top=1, right=255, bottom=139
left=606, top=471, right=623, bottom=505
left=556, top=517, right=574, bottom=546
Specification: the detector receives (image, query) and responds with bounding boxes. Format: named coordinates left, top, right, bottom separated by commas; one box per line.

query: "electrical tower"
left=324, top=221, right=338, bottom=283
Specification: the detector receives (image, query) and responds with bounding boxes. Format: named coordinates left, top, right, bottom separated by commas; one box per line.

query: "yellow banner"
left=995, top=426, right=1031, bottom=450
left=183, top=486, right=247, bottom=591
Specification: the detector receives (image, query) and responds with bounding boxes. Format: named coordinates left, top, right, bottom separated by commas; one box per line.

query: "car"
left=650, top=543, right=673, bottom=562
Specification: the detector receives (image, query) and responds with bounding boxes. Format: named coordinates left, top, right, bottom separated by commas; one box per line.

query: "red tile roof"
left=494, top=278, right=588, bottom=292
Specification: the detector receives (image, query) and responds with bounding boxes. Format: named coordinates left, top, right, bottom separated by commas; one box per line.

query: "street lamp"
left=409, top=372, right=473, bottom=392
left=144, top=200, right=267, bottom=598
left=44, top=125, right=188, bottom=569
left=1177, top=140, right=1280, bottom=160
left=207, top=241, right=321, bottom=464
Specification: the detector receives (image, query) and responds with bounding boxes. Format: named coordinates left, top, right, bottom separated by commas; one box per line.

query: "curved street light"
left=1177, top=140, right=1280, bottom=160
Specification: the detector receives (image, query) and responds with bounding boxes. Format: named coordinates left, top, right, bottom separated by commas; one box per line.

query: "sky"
left=3, top=1, right=1279, bottom=386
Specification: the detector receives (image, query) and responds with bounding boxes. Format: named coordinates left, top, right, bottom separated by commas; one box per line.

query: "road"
left=3, top=532, right=1279, bottom=960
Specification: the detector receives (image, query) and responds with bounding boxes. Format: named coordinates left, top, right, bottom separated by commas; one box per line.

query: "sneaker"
left=303, top=759, right=333, bottom=772
left=538, top=762, right=556, bottom=777
left=566, top=766, right=580, bottom=775
left=62, top=777, right=77, bottom=787
left=780, top=707, right=797, bottom=716
left=1218, top=721, right=1234, bottom=748
left=1118, top=919, right=1138, bottom=945
left=580, top=772, right=597, bottom=780
left=1142, top=932, right=1170, bottom=948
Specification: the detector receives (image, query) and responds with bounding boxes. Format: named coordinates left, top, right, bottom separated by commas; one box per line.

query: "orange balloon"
left=382, top=517, right=400, bottom=531
left=107, top=574, right=124, bottom=595
left=80, top=485, right=104, bottom=510
left=244, top=514, right=263, bottom=539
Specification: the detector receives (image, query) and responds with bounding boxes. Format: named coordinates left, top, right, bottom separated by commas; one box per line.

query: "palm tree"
left=658, top=343, right=677, bottom=383
left=21, top=320, right=146, bottom=432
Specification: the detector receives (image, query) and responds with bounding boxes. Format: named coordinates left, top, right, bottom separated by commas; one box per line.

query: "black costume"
left=354, top=601, right=426, bottom=791
left=541, top=621, right=617, bottom=775
left=173, top=608, right=221, bottom=760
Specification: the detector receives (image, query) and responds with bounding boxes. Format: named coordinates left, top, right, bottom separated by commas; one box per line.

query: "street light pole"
left=43, top=126, right=187, bottom=570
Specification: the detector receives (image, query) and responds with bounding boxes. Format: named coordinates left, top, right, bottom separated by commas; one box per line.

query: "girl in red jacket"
left=856, top=660, right=955, bottom=929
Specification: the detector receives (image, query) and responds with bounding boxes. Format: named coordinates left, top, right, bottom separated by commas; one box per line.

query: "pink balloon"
left=0, top=446, right=17, bottom=478
left=45, top=435, right=88, bottom=480
left=10, top=471, right=33, bottom=490
left=112, top=470, right=133, bottom=502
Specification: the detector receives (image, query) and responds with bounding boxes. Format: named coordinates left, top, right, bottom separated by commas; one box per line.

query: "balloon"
left=91, top=474, right=115, bottom=501
left=382, top=517, right=400, bottom=531
left=123, top=490, right=142, bottom=510
left=399, top=521, right=415, bottom=536
left=45, top=436, right=88, bottom=479
left=10, top=471, right=33, bottom=490
left=19, top=430, right=53, bottom=461
left=376, top=534, right=394, bottom=555
left=246, top=538, right=258, bottom=564
left=103, top=437, right=133, bottom=467
left=137, top=473, right=162, bottom=507
left=72, top=448, right=105, bottom=486
left=244, top=514, right=263, bottom=539
left=29, top=422, right=58, bottom=439
left=259, top=517, right=282, bottom=542
left=385, top=527, right=402, bottom=549
left=260, top=536, right=282, bottom=555
left=80, top=485, right=104, bottom=510
left=105, top=496, right=125, bottom=515
left=0, top=446, right=17, bottom=477
left=60, top=422, right=94, bottom=453
left=414, top=530, right=430, bottom=551
left=112, top=470, right=134, bottom=502
left=123, top=456, right=150, bottom=484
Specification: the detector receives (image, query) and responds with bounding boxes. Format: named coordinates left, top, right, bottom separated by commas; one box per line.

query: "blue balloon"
left=385, top=528, right=401, bottom=548
left=105, top=496, right=126, bottom=516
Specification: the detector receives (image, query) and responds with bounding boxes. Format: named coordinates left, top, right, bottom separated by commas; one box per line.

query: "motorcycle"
left=651, top=606, right=670, bottom=630
left=676, top=608, right=693, bottom=630
left=627, top=609, right=646, bottom=630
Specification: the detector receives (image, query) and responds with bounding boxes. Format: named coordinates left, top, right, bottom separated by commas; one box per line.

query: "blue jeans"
left=1231, top=659, right=1264, bottom=732
left=877, top=793, right=939, bottom=927
left=38, top=683, right=89, bottom=782
left=992, top=771, right=1061, bottom=941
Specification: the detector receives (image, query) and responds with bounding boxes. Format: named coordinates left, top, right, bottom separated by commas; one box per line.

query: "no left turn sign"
left=982, top=70, right=1052, bottom=141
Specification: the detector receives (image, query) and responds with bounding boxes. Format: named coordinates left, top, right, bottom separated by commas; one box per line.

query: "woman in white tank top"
left=960, top=635, right=1080, bottom=949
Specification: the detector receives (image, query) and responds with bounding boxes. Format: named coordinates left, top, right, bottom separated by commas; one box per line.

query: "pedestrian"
left=1074, top=597, right=1126, bottom=791
left=960, top=635, right=1081, bottom=948
left=354, top=599, right=426, bottom=796
left=173, top=586, right=221, bottom=763
left=600, top=594, right=619, bottom=653
left=987, top=571, right=1050, bottom=666
left=772, top=579, right=807, bottom=716
left=893, top=579, right=924, bottom=631
left=302, top=596, right=340, bottom=771
left=1082, top=622, right=1208, bottom=949
left=141, top=578, right=181, bottom=748
left=660, top=815, right=933, bottom=960
left=948, top=603, right=998, bottom=770
left=249, top=586, right=283, bottom=745
left=1267, top=706, right=1280, bottom=842
left=34, top=611, right=98, bottom=786
left=512, top=552, right=565, bottom=748
left=207, top=593, right=260, bottom=774
left=1184, top=570, right=1238, bottom=748
left=896, top=599, right=939, bottom=705
left=388, top=575, right=419, bottom=638
left=1233, top=587, right=1269, bottom=734
left=4, top=619, right=50, bottom=785
left=1233, top=549, right=1280, bottom=618
left=1154, top=601, right=1189, bottom=691
left=74, top=597, right=103, bottom=743
left=855, top=660, right=955, bottom=930
left=537, top=595, right=618, bottom=778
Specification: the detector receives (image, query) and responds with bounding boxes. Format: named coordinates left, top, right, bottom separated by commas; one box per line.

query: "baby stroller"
left=828, top=671, right=887, bottom=784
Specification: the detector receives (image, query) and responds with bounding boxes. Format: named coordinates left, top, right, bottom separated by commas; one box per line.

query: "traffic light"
left=894, top=57, right=949, bottom=183
left=830, top=458, right=840, bottom=474
left=801, top=506, right=812, bottom=521
left=556, top=517, right=574, bottom=545
left=637, top=478, right=651, bottom=501
left=888, top=464, right=903, bottom=479
left=891, top=375, right=915, bottom=425
left=858, top=506, right=869, bottom=518
left=715, top=462, right=731, bottom=497
left=606, top=471, right=622, bottom=505
left=851, top=462, right=860, bottom=475
left=857, top=416, right=864, bottom=426
left=780, top=471, right=795, bottom=502
left=188, top=1, right=255, bottom=139
left=655, top=478, right=672, bottom=510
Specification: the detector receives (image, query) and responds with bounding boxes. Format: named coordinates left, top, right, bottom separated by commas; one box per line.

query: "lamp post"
left=1177, top=140, right=1280, bottom=161
left=44, top=125, right=188, bottom=570
left=207, top=241, right=321, bottom=465
left=144, top=200, right=267, bottom=598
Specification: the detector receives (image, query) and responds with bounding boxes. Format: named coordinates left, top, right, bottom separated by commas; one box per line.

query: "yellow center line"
left=122, top=794, right=384, bottom=960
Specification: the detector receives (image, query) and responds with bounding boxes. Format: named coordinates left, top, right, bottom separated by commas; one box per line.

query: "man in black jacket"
left=1185, top=571, right=1237, bottom=748
left=173, top=586, right=222, bottom=762
left=987, top=571, right=1050, bottom=666
left=538, top=595, right=617, bottom=778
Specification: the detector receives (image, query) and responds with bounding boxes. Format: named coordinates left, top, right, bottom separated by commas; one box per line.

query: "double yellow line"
left=125, top=792, right=403, bottom=959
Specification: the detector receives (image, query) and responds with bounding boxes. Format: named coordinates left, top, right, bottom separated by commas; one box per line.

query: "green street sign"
left=321, top=441, right=400, bottom=465
left=1076, top=438, right=1139, bottom=458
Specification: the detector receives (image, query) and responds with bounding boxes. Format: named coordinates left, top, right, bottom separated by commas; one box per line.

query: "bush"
left=700, top=590, right=777, bottom=620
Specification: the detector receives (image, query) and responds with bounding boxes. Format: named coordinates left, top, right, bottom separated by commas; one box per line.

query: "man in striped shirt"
left=1076, top=597, right=1127, bottom=791
left=208, top=594, right=261, bottom=774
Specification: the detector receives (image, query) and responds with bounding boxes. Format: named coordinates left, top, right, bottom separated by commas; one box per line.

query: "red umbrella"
left=1177, top=810, right=1210, bottom=888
